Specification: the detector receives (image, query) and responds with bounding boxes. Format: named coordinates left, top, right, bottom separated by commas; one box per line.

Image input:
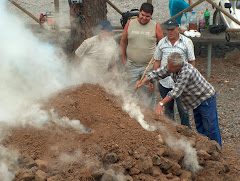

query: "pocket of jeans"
left=201, top=99, right=210, bottom=107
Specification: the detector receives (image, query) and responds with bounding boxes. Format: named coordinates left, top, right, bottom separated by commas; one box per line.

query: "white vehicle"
left=212, top=0, right=240, bottom=29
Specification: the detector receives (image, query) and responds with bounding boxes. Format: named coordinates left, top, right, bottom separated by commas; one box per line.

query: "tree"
left=69, top=0, right=107, bottom=58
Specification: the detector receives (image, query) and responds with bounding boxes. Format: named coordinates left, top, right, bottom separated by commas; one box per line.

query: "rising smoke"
left=0, top=1, right=202, bottom=180
left=0, top=1, right=77, bottom=179
left=0, top=1, right=70, bottom=124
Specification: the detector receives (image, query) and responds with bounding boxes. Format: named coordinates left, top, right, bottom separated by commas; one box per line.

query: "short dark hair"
left=140, top=3, right=153, bottom=15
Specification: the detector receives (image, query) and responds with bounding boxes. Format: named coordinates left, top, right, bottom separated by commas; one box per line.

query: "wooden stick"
left=134, top=56, right=155, bottom=93
left=139, top=56, right=155, bottom=84
left=54, top=0, right=59, bottom=14
left=206, top=0, right=240, bottom=26
left=226, top=28, right=240, bottom=32
left=106, top=0, right=122, bottom=15
left=54, top=0, right=59, bottom=31
left=8, top=0, right=39, bottom=23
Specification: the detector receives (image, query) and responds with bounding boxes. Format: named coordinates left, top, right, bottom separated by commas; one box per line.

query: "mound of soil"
left=2, top=83, right=239, bottom=181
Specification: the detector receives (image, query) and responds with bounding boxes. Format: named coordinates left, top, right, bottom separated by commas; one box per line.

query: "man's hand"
left=149, top=82, right=154, bottom=92
left=122, top=58, right=127, bottom=66
left=135, top=77, right=150, bottom=90
left=155, top=103, right=164, bottom=115
left=135, top=80, right=141, bottom=90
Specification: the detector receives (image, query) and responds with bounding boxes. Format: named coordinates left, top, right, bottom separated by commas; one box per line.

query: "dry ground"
left=1, top=51, right=240, bottom=180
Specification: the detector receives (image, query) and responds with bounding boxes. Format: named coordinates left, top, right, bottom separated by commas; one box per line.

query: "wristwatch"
left=159, top=102, right=164, bottom=106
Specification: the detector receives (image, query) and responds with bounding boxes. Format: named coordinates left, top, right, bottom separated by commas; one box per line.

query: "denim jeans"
left=158, top=83, right=191, bottom=129
left=193, top=93, right=222, bottom=148
left=125, top=61, right=157, bottom=109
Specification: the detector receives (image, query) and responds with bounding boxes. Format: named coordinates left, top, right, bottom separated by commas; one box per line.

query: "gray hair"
left=167, top=52, right=184, bottom=66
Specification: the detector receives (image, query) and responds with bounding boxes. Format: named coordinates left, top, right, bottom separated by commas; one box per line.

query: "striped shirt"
left=147, top=61, right=215, bottom=110
left=154, top=34, right=195, bottom=88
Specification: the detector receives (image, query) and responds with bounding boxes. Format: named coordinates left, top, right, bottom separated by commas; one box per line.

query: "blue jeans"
left=193, top=93, right=222, bottom=148
left=125, top=61, right=157, bottom=109
left=158, top=83, right=191, bottom=129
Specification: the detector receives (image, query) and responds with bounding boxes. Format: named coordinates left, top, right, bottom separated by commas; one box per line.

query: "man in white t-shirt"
left=75, top=20, right=119, bottom=80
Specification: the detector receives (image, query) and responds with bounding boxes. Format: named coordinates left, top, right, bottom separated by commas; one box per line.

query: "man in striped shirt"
left=153, top=19, right=195, bottom=129
left=136, top=52, right=222, bottom=148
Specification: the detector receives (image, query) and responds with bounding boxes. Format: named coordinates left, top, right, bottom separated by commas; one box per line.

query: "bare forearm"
left=156, top=24, right=164, bottom=42
left=120, top=42, right=127, bottom=64
left=160, top=96, right=173, bottom=106
left=136, top=76, right=150, bottom=89
left=156, top=96, right=173, bottom=115
left=189, top=60, right=195, bottom=67
left=120, top=24, right=128, bottom=65
left=153, top=60, right=161, bottom=70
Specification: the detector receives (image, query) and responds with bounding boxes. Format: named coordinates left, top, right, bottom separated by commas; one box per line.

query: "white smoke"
left=17, top=104, right=90, bottom=132
left=0, top=1, right=86, bottom=179
left=156, top=124, right=202, bottom=173
left=0, top=0, right=197, bottom=180
left=166, top=137, right=202, bottom=173
left=104, top=78, right=156, bottom=131
left=49, top=109, right=90, bottom=133
left=122, top=99, right=156, bottom=131
left=59, top=149, right=83, bottom=164
left=0, top=1, right=72, bottom=124
left=0, top=145, right=18, bottom=181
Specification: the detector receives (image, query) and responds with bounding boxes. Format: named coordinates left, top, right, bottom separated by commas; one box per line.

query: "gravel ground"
left=107, top=0, right=215, bottom=26
left=6, top=0, right=215, bottom=27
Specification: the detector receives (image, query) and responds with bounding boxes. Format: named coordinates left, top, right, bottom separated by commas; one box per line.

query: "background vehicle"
left=213, top=0, right=240, bottom=29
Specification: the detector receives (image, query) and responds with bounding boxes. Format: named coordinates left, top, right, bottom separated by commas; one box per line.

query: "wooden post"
left=106, top=0, right=122, bottom=15
left=54, top=0, right=59, bottom=14
left=54, top=0, right=59, bottom=31
left=226, top=28, right=240, bottom=32
left=147, top=0, right=152, bottom=3
left=9, top=0, right=39, bottom=23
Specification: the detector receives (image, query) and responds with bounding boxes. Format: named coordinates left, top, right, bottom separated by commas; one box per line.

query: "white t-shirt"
left=75, top=35, right=119, bottom=76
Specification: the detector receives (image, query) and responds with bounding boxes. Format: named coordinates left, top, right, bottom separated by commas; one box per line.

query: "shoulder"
left=181, top=62, right=193, bottom=74
left=158, top=36, right=167, bottom=44
left=77, top=35, right=98, bottom=51
left=180, top=34, right=193, bottom=43
left=84, top=35, right=98, bottom=44
left=129, top=18, right=137, bottom=25
left=148, top=20, right=157, bottom=27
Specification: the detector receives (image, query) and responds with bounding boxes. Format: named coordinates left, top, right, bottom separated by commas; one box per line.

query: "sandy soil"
left=2, top=0, right=240, bottom=180
left=1, top=50, right=240, bottom=180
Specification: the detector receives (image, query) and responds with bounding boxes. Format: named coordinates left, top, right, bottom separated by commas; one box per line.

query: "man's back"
left=75, top=35, right=119, bottom=76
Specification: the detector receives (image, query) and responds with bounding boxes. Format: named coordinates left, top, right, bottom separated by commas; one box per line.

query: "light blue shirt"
left=169, top=0, right=191, bottom=24
left=154, top=34, right=195, bottom=88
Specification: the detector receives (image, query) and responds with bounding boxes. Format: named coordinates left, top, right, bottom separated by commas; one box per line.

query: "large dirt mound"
left=1, top=84, right=239, bottom=181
